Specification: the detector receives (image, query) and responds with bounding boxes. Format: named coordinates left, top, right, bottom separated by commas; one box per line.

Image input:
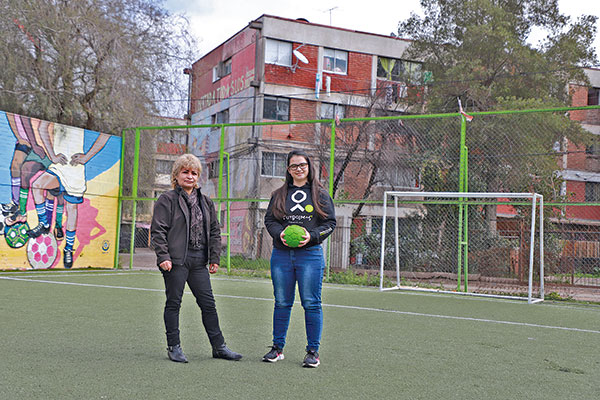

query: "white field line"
left=2, top=275, right=599, bottom=335
left=2, top=270, right=598, bottom=312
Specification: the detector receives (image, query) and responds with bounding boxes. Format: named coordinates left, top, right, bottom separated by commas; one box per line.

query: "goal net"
left=379, top=192, right=544, bottom=304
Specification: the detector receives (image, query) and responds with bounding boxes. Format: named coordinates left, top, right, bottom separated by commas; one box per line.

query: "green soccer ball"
left=4, top=221, right=30, bottom=248
left=283, top=224, right=305, bottom=248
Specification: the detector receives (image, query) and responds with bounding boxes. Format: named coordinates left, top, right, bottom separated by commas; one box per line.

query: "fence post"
left=128, top=127, right=142, bottom=269
left=114, top=128, right=128, bottom=269
left=457, top=115, right=469, bottom=291
left=327, top=119, right=336, bottom=279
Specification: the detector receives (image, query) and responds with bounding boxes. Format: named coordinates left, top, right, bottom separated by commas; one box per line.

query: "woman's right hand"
left=280, top=230, right=289, bottom=247
left=159, top=260, right=172, bottom=271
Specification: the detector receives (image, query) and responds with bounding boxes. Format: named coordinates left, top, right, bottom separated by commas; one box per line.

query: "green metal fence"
left=117, top=105, right=600, bottom=300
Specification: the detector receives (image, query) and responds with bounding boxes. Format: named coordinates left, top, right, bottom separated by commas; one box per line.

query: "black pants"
left=161, top=252, right=225, bottom=347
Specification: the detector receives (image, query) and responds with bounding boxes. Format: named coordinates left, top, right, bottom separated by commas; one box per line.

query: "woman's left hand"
left=208, top=263, right=219, bottom=274
left=297, top=228, right=310, bottom=247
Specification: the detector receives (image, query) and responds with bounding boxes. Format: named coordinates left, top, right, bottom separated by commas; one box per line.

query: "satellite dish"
left=293, top=49, right=309, bottom=64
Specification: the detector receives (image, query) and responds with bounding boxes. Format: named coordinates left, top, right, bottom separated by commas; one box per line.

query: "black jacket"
left=265, top=183, right=336, bottom=250
left=151, top=186, right=221, bottom=266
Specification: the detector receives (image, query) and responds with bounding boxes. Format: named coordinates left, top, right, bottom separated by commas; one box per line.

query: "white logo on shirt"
left=290, top=190, right=307, bottom=212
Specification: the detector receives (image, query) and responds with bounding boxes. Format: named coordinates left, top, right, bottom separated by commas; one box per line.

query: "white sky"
left=165, top=0, right=600, bottom=65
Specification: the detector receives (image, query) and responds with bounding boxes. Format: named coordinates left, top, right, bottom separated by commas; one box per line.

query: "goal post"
left=379, top=192, right=545, bottom=304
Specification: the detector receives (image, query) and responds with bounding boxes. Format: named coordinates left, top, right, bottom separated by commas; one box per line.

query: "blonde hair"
left=171, top=154, right=203, bottom=189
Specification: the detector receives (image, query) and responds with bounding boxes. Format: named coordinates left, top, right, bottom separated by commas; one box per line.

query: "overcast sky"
left=165, top=0, right=600, bottom=65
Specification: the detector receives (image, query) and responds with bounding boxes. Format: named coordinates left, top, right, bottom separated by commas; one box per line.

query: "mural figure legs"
left=28, top=172, right=77, bottom=268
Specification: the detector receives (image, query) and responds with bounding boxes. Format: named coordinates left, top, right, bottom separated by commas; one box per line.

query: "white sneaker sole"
left=302, top=359, right=320, bottom=368
left=263, top=353, right=284, bottom=362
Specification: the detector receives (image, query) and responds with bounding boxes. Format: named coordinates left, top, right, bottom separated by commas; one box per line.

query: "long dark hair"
left=271, top=150, right=328, bottom=220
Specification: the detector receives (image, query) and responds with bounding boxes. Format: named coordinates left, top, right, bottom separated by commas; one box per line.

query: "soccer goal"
left=379, top=192, right=544, bottom=304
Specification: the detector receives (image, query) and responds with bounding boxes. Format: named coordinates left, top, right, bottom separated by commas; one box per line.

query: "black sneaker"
left=302, top=349, right=320, bottom=368
left=26, top=223, right=49, bottom=238
left=1, top=202, right=18, bottom=215
left=63, top=248, right=74, bottom=269
left=54, top=226, right=64, bottom=241
left=262, top=345, right=284, bottom=362
left=167, top=344, right=188, bottom=363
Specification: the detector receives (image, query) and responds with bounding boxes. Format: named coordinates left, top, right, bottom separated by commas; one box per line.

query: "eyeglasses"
left=288, top=162, right=308, bottom=171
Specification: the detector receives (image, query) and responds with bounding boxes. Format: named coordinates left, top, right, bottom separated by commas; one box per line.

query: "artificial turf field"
left=1, top=269, right=599, bottom=400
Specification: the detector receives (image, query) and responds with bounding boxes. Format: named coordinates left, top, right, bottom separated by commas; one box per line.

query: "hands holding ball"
left=280, top=224, right=309, bottom=248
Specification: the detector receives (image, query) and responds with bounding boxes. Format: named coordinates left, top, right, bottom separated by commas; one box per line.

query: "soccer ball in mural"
left=27, top=234, right=58, bottom=269
left=0, top=202, right=19, bottom=235
left=4, top=221, right=31, bottom=248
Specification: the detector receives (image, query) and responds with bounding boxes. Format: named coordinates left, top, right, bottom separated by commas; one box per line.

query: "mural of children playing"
left=27, top=123, right=110, bottom=268
left=4, top=116, right=65, bottom=239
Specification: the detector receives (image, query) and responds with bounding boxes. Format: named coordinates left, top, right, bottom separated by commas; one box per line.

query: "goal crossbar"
left=379, top=191, right=544, bottom=304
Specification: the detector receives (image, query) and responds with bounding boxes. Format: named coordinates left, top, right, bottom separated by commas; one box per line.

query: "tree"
left=396, top=0, right=597, bottom=223
left=398, top=0, right=598, bottom=112
left=380, top=0, right=600, bottom=275
left=0, top=0, right=196, bottom=133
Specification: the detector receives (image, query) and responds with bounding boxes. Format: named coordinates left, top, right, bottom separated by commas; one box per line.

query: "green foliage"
left=398, top=0, right=597, bottom=112
left=545, top=291, right=573, bottom=301
left=283, top=225, right=305, bottom=248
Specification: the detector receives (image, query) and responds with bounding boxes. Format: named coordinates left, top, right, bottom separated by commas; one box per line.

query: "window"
left=265, top=39, right=292, bottom=66
left=377, top=57, right=423, bottom=84
left=376, top=166, right=417, bottom=188
left=261, top=152, right=287, bottom=177
left=158, top=130, right=187, bottom=145
left=589, top=87, right=600, bottom=106
left=263, top=96, right=289, bottom=121
left=319, top=103, right=345, bottom=119
left=585, top=182, right=600, bottom=201
left=211, top=109, right=229, bottom=129
left=212, top=58, right=232, bottom=82
left=208, top=160, right=228, bottom=179
left=156, top=159, right=174, bottom=175
left=223, top=58, right=232, bottom=76
left=323, top=48, right=348, bottom=74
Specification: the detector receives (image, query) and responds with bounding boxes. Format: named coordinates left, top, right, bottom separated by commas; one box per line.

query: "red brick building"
left=186, top=15, right=422, bottom=262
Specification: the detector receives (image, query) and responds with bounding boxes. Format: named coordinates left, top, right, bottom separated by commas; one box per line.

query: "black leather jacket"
left=151, top=186, right=221, bottom=266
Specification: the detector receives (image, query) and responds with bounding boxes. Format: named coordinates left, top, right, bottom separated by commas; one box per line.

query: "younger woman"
left=263, top=150, right=336, bottom=368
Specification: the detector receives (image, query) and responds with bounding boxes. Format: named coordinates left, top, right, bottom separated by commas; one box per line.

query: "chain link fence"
left=119, top=106, right=600, bottom=300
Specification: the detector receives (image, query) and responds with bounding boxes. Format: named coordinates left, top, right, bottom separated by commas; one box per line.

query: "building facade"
left=186, top=15, right=423, bottom=263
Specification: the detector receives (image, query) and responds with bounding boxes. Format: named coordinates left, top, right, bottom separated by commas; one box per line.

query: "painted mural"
left=0, top=111, right=121, bottom=270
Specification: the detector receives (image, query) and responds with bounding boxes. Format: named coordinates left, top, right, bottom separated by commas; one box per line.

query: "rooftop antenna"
left=324, top=6, right=338, bottom=26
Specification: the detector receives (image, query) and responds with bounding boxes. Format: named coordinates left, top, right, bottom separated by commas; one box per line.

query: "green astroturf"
left=1, top=270, right=599, bottom=400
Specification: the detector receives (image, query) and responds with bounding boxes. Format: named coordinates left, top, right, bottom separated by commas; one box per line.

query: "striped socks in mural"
left=55, top=204, right=64, bottom=228
left=19, top=188, right=28, bottom=214
left=35, top=202, right=49, bottom=228
left=65, top=230, right=76, bottom=251
left=45, top=199, right=54, bottom=226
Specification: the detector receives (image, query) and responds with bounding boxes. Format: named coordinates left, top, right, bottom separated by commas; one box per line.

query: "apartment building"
left=185, top=14, right=600, bottom=273
left=186, top=15, right=422, bottom=262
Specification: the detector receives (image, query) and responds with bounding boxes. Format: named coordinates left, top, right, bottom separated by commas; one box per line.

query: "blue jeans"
left=270, top=245, right=325, bottom=352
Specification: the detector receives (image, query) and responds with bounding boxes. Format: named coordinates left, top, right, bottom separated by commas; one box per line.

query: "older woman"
left=151, top=153, right=241, bottom=363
